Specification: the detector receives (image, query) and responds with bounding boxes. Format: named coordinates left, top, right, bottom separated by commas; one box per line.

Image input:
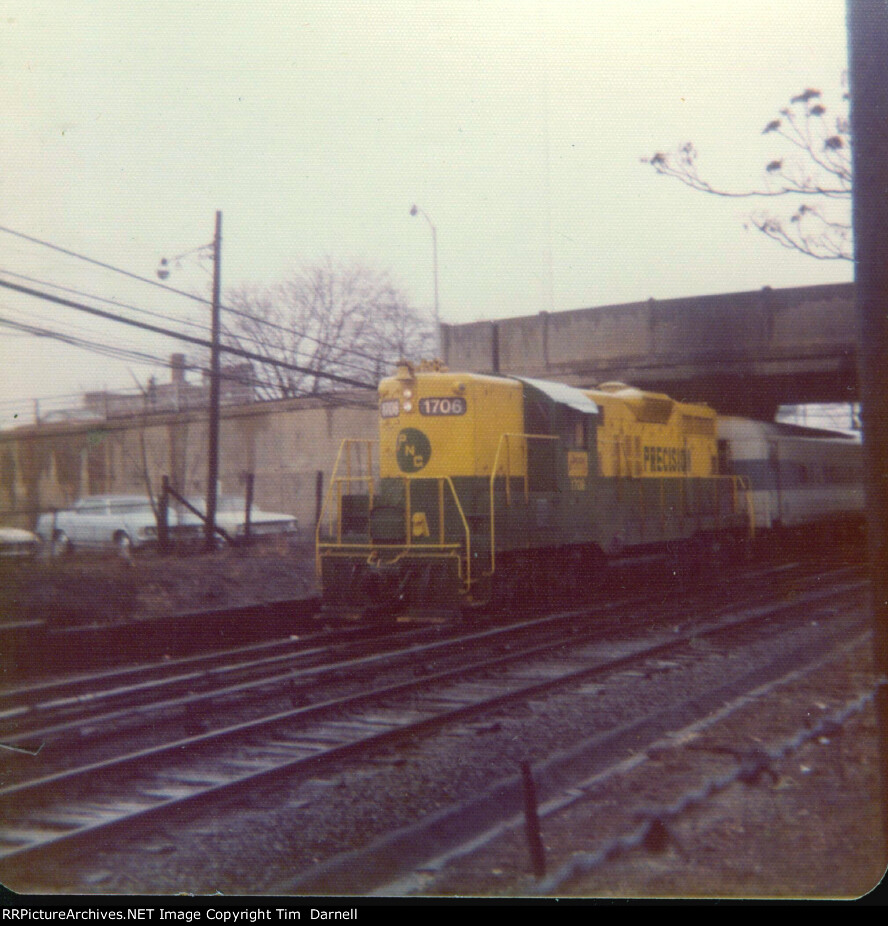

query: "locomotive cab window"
left=548, top=407, right=590, bottom=449
left=524, top=398, right=551, bottom=436
left=523, top=396, right=556, bottom=491
left=572, top=417, right=588, bottom=450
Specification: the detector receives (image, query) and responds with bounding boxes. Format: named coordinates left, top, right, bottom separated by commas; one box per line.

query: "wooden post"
left=847, top=0, right=888, bottom=854
left=315, top=470, right=324, bottom=528
left=520, top=761, right=546, bottom=878
left=244, top=472, right=254, bottom=544
left=204, top=210, right=222, bottom=552
left=158, top=475, right=170, bottom=554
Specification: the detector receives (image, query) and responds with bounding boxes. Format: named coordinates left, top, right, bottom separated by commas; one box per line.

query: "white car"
left=35, top=495, right=202, bottom=555
left=190, top=496, right=298, bottom=543
left=0, top=526, right=42, bottom=558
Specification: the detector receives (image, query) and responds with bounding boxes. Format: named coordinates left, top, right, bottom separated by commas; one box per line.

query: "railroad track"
left=371, top=627, right=876, bottom=898
left=283, top=571, right=872, bottom=894
left=0, top=554, right=845, bottom=759
left=0, top=596, right=324, bottom=684
left=0, top=557, right=868, bottom=888
left=0, top=618, right=434, bottom=753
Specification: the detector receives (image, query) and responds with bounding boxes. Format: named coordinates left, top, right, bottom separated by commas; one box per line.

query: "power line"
left=0, top=315, right=377, bottom=412
left=0, top=277, right=376, bottom=389
left=0, top=224, right=206, bottom=305
left=217, top=324, right=381, bottom=382
left=220, top=296, right=408, bottom=369
left=0, top=222, right=428, bottom=374
left=0, top=314, right=356, bottom=397
left=0, top=293, right=381, bottom=401
left=0, top=267, right=216, bottom=337
left=0, top=315, right=190, bottom=371
left=0, top=266, right=382, bottom=381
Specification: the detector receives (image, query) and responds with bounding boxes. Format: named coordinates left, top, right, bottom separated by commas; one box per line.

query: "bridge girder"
left=441, top=282, right=858, bottom=419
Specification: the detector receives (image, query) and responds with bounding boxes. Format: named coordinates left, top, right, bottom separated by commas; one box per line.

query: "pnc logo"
left=396, top=428, right=431, bottom=473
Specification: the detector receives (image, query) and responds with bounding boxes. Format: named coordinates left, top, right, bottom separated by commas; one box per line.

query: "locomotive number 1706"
left=419, top=396, right=467, bottom=416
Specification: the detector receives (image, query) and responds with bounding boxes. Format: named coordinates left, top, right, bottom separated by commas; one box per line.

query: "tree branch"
left=643, top=84, right=852, bottom=261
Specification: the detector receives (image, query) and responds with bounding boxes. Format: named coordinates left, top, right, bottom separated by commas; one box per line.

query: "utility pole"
left=409, top=204, right=440, bottom=356
left=205, top=210, right=222, bottom=551
left=847, top=0, right=888, bottom=853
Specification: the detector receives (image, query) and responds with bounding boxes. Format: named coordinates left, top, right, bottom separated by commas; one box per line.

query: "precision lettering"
left=642, top=446, right=691, bottom=473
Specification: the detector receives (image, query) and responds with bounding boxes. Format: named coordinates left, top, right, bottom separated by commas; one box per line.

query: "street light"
left=409, top=204, right=440, bottom=357
left=157, top=211, right=223, bottom=552
left=156, top=242, right=215, bottom=281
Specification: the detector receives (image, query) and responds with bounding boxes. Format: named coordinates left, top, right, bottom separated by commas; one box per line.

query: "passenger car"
left=717, top=417, right=864, bottom=531
left=35, top=495, right=202, bottom=555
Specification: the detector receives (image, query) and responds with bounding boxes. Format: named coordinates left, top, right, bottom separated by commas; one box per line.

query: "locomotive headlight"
left=403, top=388, right=413, bottom=399
left=403, top=401, right=414, bottom=413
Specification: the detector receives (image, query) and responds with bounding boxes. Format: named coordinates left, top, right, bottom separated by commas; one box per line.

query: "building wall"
left=0, top=391, right=378, bottom=531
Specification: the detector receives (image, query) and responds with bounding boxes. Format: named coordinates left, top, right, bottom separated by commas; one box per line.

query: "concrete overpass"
left=440, top=282, right=858, bottom=419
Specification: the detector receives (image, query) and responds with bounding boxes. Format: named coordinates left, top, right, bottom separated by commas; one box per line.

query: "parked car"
left=0, top=526, right=41, bottom=558
left=189, top=496, right=298, bottom=543
left=35, top=495, right=202, bottom=555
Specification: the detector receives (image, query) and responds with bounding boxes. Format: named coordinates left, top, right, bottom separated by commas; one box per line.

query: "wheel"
left=114, top=532, right=133, bottom=558
left=53, top=531, right=72, bottom=556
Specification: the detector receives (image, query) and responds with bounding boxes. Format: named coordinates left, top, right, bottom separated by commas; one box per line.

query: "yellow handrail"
left=443, top=475, right=472, bottom=590
left=316, top=455, right=475, bottom=593
left=404, top=476, right=412, bottom=547
left=394, top=475, right=472, bottom=587
left=315, top=438, right=377, bottom=577
left=487, top=432, right=557, bottom=578
left=317, top=437, right=757, bottom=587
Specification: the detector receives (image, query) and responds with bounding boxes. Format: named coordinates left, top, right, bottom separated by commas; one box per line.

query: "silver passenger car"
left=718, top=418, right=864, bottom=532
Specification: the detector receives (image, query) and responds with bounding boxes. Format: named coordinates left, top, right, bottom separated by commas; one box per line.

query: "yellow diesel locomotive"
left=316, top=361, right=752, bottom=617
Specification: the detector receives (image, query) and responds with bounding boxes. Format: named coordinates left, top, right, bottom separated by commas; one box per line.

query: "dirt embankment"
left=0, top=540, right=319, bottom=626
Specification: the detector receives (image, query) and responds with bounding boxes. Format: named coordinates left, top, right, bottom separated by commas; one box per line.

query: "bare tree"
left=643, top=83, right=852, bottom=261
left=221, top=258, right=435, bottom=399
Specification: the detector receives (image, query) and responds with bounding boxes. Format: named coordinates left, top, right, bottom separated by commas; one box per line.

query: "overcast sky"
left=0, top=0, right=852, bottom=426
